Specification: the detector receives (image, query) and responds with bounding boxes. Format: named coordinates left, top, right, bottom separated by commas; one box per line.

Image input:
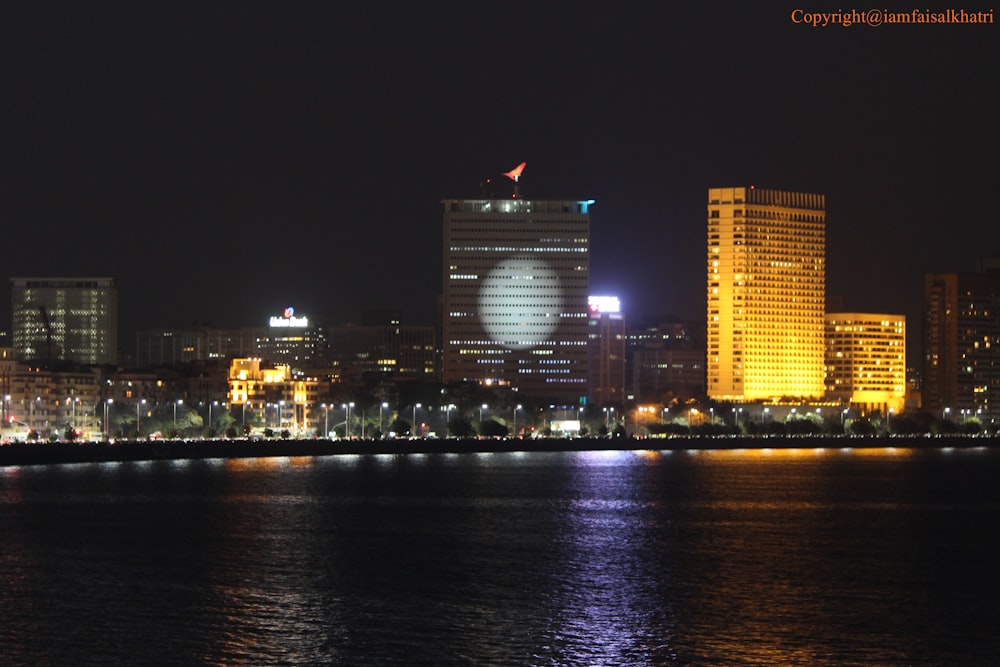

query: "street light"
left=322, top=403, right=330, bottom=438
left=480, top=404, right=487, bottom=424
left=174, top=399, right=183, bottom=434
left=380, top=402, right=388, bottom=437
left=136, top=399, right=146, bottom=438
left=208, top=400, right=218, bottom=436
left=513, top=404, right=522, bottom=435
left=104, top=398, right=113, bottom=439
left=413, top=403, right=422, bottom=437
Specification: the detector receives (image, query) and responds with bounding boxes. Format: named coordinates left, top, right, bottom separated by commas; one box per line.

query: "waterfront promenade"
left=0, top=435, right=992, bottom=467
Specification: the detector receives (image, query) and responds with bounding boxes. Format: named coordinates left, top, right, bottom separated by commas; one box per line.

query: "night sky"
left=3, top=2, right=997, bottom=365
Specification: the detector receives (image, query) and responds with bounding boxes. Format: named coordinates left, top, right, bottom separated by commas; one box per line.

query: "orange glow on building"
left=825, top=313, right=906, bottom=415
left=707, top=187, right=826, bottom=402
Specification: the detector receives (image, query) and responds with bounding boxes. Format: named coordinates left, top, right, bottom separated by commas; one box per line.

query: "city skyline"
left=2, top=3, right=996, bottom=359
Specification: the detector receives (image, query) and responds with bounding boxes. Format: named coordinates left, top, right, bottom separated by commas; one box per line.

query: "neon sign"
left=269, top=307, right=309, bottom=328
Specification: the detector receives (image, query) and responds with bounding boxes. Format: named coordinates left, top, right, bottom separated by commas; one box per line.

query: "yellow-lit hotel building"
left=707, top=187, right=826, bottom=402
left=825, top=313, right=906, bottom=415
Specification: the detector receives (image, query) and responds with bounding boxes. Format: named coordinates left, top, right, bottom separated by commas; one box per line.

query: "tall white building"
left=442, top=199, right=591, bottom=401
left=11, top=277, right=118, bottom=365
left=707, top=187, right=826, bottom=401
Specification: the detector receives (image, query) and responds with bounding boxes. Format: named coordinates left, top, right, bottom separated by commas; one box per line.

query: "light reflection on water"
left=1, top=446, right=999, bottom=665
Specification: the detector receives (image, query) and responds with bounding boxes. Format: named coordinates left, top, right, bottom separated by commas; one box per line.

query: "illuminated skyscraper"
left=11, top=277, right=118, bottom=365
left=707, top=187, right=826, bottom=401
left=442, top=198, right=591, bottom=401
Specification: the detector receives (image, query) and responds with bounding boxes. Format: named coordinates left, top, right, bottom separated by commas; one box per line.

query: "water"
left=2, top=446, right=1000, bottom=665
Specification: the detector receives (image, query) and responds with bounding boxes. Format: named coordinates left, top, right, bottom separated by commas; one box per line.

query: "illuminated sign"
left=588, top=296, right=621, bottom=314
left=269, top=307, right=309, bottom=328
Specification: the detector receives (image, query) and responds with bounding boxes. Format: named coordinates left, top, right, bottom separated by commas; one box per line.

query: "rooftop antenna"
left=503, top=162, right=526, bottom=198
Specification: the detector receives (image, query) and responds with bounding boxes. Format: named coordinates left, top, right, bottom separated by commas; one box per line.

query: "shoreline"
left=2, top=435, right=997, bottom=468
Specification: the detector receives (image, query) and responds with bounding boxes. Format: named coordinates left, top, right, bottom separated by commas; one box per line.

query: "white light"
left=478, top=256, right=564, bottom=351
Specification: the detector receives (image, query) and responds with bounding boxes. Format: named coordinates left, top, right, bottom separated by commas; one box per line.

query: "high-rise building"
left=923, top=270, right=1000, bottom=421
left=442, top=198, right=591, bottom=401
left=11, top=277, right=118, bottom=365
left=825, top=313, right=906, bottom=416
left=707, top=187, right=826, bottom=402
left=255, top=307, right=327, bottom=372
left=587, top=296, right=626, bottom=406
left=626, top=321, right=705, bottom=402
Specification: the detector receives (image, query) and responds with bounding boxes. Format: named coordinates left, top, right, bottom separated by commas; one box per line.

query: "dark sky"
left=2, top=2, right=997, bottom=364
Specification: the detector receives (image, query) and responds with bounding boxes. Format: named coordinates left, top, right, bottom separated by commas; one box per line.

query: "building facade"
left=825, top=313, right=906, bottom=416
left=135, top=327, right=262, bottom=368
left=923, top=271, right=1000, bottom=422
left=587, top=296, right=626, bottom=406
left=707, top=187, right=826, bottom=402
left=254, top=308, right=327, bottom=372
left=327, top=321, right=436, bottom=383
left=442, top=199, right=591, bottom=402
left=11, top=277, right=118, bottom=365
left=626, top=322, right=705, bottom=402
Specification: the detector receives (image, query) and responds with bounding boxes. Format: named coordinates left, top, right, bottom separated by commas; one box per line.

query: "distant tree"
left=389, top=417, right=410, bottom=437
left=959, top=419, right=983, bottom=435
left=848, top=419, right=876, bottom=436
left=578, top=425, right=589, bottom=437
left=225, top=425, right=238, bottom=438
left=281, top=429, right=291, bottom=439
left=448, top=416, right=474, bottom=438
left=64, top=426, right=77, bottom=442
left=264, top=428, right=275, bottom=438
left=479, top=419, right=509, bottom=438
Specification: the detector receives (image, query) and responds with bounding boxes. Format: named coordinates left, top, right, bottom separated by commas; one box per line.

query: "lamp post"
left=104, top=398, right=113, bottom=439
left=174, top=399, right=183, bottom=434
left=480, top=404, right=487, bottom=425
left=322, top=404, right=329, bottom=437
left=412, top=403, right=421, bottom=437
left=513, top=404, right=521, bottom=436
left=136, top=399, right=146, bottom=438
left=208, top=400, right=218, bottom=436
left=380, top=402, right=388, bottom=437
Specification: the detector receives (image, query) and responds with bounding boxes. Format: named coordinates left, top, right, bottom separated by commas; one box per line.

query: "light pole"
left=513, top=404, right=521, bottom=436
left=480, top=404, right=487, bottom=424
left=341, top=402, right=354, bottom=438
left=174, top=399, right=183, bottom=434
left=136, top=399, right=146, bottom=438
left=322, top=404, right=329, bottom=437
left=208, top=400, right=218, bottom=436
left=380, top=402, right=388, bottom=437
left=278, top=400, right=285, bottom=430
left=104, top=398, right=113, bottom=439
left=413, top=403, right=421, bottom=437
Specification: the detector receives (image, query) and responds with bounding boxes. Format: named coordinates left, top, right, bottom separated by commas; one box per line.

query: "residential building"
left=923, top=269, right=1000, bottom=422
